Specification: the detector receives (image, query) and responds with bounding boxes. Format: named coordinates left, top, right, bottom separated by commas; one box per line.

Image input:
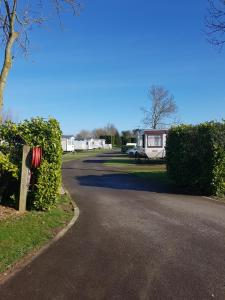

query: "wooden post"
left=19, top=145, right=30, bottom=212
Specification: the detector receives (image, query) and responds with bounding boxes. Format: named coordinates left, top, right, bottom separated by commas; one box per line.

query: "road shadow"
left=83, top=159, right=106, bottom=164
left=83, top=155, right=165, bottom=166
left=62, top=166, right=121, bottom=173
left=96, top=154, right=126, bottom=158
left=64, top=155, right=205, bottom=196
left=83, top=158, right=165, bottom=166
left=75, top=172, right=179, bottom=194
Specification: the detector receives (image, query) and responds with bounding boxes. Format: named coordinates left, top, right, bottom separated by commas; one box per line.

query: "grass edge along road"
left=0, top=194, right=73, bottom=275
left=104, top=155, right=225, bottom=201
left=103, top=156, right=172, bottom=185
left=62, top=149, right=110, bottom=162
left=63, top=150, right=171, bottom=185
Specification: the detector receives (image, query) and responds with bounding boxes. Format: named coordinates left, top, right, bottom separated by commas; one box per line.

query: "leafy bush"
left=0, top=117, right=62, bottom=210
left=0, top=152, right=19, bottom=179
left=166, top=121, right=225, bottom=196
left=33, top=159, right=61, bottom=210
left=0, top=122, right=22, bottom=204
left=0, top=152, right=19, bottom=204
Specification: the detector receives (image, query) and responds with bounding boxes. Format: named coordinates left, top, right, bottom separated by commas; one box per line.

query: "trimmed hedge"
left=0, top=117, right=62, bottom=210
left=166, top=122, right=225, bottom=196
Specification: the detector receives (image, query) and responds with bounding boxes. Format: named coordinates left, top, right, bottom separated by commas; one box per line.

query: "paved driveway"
left=1, top=153, right=225, bottom=299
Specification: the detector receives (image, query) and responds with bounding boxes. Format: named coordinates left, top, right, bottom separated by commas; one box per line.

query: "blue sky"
left=2, top=0, right=225, bottom=134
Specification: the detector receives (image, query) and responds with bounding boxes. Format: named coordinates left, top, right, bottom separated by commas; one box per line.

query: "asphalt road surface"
left=1, top=153, right=225, bottom=300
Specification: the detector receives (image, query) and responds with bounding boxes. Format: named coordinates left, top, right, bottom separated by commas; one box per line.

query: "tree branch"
left=205, top=0, right=225, bottom=49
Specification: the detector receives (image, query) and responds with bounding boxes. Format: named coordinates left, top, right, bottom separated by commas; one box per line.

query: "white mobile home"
left=62, top=136, right=110, bottom=151
left=61, top=135, right=75, bottom=152
left=74, top=140, right=87, bottom=150
left=79, top=138, right=108, bottom=150
left=104, top=143, right=112, bottom=150
left=136, top=129, right=168, bottom=159
left=87, top=138, right=106, bottom=149
left=74, top=138, right=105, bottom=150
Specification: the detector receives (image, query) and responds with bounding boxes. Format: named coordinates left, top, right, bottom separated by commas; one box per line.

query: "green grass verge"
left=104, top=156, right=172, bottom=185
left=0, top=194, right=73, bottom=274
left=104, top=155, right=225, bottom=198
left=62, top=149, right=110, bottom=162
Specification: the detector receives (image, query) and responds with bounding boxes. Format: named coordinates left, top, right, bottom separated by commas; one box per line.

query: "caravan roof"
left=144, top=129, right=168, bottom=135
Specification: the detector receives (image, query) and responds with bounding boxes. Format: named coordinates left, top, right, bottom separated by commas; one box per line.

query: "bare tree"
left=205, top=0, right=225, bottom=49
left=105, top=123, right=117, bottom=137
left=92, top=124, right=121, bottom=146
left=92, top=128, right=107, bottom=138
left=142, top=85, right=177, bottom=129
left=0, top=0, right=81, bottom=123
left=93, top=124, right=118, bottom=138
left=105, top=123, right=118, bottom=144
left=76, top=130, right=92, bottom=140
left=2, top=108, right=18, bottom=122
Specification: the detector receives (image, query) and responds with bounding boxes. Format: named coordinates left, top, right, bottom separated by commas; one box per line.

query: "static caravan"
left=62, top=136, right=110, bottom=151
left=95, top=139, right=106, bottom=149
left=104, top=143, right=112, bottom=150
left=86, top=139, right=94, bottom=150
left=99, top=139, right=106, bottom=149
left=85, top=138, right=106, bottom=150
left=74, top=139, right=107, bottom=150
left=136, top=129, right=168, bottom=159
left=61, top=135, right=75, bottom=152
left=74, top=140, right=87, bottom=150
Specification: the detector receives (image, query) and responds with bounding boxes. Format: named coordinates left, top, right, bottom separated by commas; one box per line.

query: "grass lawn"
left=104, top=154, right=225, bottom=199
left=0, top=194, right=73, bottom=274
left=104, top=155, right=172, bottom=185
left=62, top=149, right=111, bottom=162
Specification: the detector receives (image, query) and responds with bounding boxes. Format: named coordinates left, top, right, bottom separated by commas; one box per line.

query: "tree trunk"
left=0, top=31, right=18, bottom=123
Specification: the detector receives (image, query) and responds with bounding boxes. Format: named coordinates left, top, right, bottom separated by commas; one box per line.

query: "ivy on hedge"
left=0, top=117, right=62, bottom=210
left=166, top=121, right=225, bottom=196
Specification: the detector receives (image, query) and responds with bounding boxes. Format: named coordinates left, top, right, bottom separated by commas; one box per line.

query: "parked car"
left=126, top=147, right=138, bottom=157
left=121, top=145, right=133, bottom=153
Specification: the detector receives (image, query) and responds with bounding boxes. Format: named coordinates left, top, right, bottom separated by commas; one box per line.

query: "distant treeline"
left=75, top=124, right=138, bottom=146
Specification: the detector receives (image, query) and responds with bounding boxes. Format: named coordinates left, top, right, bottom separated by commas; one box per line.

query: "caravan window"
left=147, top=135, right=162, bottom=147
left=142, top=134, right=145, bottom=148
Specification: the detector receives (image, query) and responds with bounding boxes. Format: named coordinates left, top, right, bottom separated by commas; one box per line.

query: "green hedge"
left=0, top=117, right=62, bottom=210
left=166, top=122, right=225, bottom=196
